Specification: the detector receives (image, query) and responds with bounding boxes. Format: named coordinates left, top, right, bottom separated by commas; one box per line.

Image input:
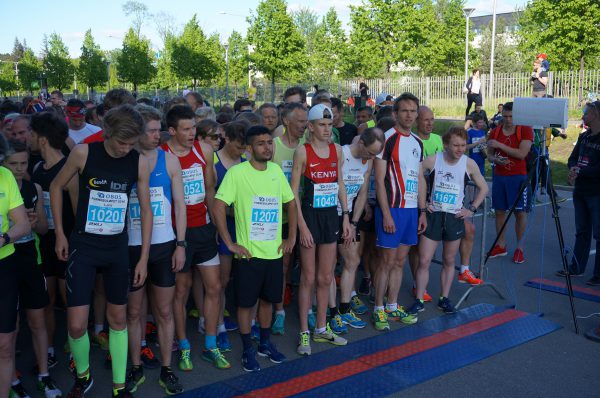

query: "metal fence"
left=6, top=70, right=600, bottom=114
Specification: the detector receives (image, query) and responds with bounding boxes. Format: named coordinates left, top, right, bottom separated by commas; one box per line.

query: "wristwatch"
left=419, top=208, right=427, bottom=214
left=350, top=221, right=359, bottom=227
left=176, top=240, right=187, bottom=248
left=1, top=233, right=10, bottom=245
left=342, top=210, right=350, bottom=216
left=469, top=205, right=477, bottom=213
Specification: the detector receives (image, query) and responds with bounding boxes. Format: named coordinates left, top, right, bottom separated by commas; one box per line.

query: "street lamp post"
left=224, top=43, right=229, bottom=103
left=463, top=7, right=475, bottom=82
left=105, top=61, right=111, bottom=91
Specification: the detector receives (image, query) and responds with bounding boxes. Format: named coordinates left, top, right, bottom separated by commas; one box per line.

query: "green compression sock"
left=68, top=331, right=90, bottom=376
left=109, top=328, right=128, bottom=385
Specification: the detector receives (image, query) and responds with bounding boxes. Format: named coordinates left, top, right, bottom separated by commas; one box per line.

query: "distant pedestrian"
left=463, top=69, right=481, bottom=118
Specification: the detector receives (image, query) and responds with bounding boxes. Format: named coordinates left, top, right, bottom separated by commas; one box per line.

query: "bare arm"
left=167, top=153, right=187, bottom=271
left=2, top=205, right=30, bottom=245
left=336, top=145, right=351, bottom=239
left=201, top=142, right=217, bottom=221
left=50, top=144, right=87, bottom=260
left=488, top=138, right=531, bottom=160
left=352, top=161, right=372, bottom=224
left=132, top=154, right=153, bottom=287
left=291, top=146, right=312, bottom=248
left=280, top=199, right=297, bottom=255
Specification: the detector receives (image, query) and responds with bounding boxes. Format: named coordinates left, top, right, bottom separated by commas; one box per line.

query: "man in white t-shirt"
left=66, top=99, right=101, bottom=144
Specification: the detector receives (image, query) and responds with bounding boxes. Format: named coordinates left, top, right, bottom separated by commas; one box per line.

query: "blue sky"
left=0, top=0, right=527, bottom=57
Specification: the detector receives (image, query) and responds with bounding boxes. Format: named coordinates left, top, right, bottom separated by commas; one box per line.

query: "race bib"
left=129, top=186, right=166, bottom=230
left=472, top=136, right=484, bottom=153
left=344, top=173, right=364, bottom=199
left=250, top=196, right=279, bottom=241
left=313, top=182, right=338, bottom=208
left=43, top=191, right=54, bottom=230
left=432, top=181, right=461, bottom=213
left=404, top=170, right=419, bottom=203
left=182, top=166, right=205, bottom=205
left=85, top=190, right=127, bottom=235
left=281, top=160, right=293, bottom=183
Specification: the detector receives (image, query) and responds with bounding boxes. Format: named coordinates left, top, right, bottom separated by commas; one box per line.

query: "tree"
left=18, top=49, right=42, bottom=92
left=170, top=15, right=219, bottom=88
left=116, top=28, right=156, bottom=92
left=78, top=30, right=108, bottom=93
left=11, top=38, right=25, bottom=61
left=43, top=33, right=74, bottom=91
left=247, top=0, right=307, bottom=100
left=476, top=20, right=524, bottom=74
left=0, top=62, right=18, bottom=94
left=519, top=0, right=600, bottom=75
left=154, top=11, right=178, bottom=46
left=310, top=8, right=348, bottom=82
left=292, top=7, right=319, bottom=67
left=122, top=0, right=151, bottom=38
left=226, top=31, right=250, bottom=87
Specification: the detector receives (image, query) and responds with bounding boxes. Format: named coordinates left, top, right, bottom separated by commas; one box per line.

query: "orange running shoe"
left=489, top=245, right=508, bottom=258
left=458, top=270, right=483, bottom=285
left=412, top=287, right=433, bottom=302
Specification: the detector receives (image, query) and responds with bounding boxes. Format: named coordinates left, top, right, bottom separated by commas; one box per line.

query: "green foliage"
left=519, top=0, right=600, bottom=70
left=149, top=34, right=181, bottom=90
left=226, top=31, right=249, bottom=86
left=477, top=20, right=525, bottom=74
left=116, top=28, right=156, bottom=91
left=78, top=30, right=108, bottom=92
left=43, top=33, right=74, bottom=91
left=0, top=61, right=18, bottom=94
left=292, top=7, right=319, bottom=57
left=247, top=0, right=307, bottom=95
left=18, top=49, right=42, bottom=92
left=170, top=15, right=220, bottom=88
left=309, top=8, right=348, bottom=81
left=11, top=38, right=26, bottom=62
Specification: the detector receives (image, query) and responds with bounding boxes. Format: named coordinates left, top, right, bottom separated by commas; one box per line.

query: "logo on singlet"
left=89, top=178, right=107, bottom=188
left=442, top=172, right=454, bottom=182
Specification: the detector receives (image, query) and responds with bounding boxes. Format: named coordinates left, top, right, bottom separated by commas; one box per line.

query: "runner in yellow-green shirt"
left=0, top=141, right=32, bottom=397
left=214, top=125, right=297, bottom=373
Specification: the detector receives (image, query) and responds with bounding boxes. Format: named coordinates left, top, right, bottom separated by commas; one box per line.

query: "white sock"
left=386, top=302, right=398, bottom=312
left=315, top=326, right=326, bottom=334
left=251, top=319, right=256, bottom=326
left=276, top=310, right=285, bottom=316
left=12, top=380, right=20, bottom=387
left=47, top=346, right=55, bottom=356
left=38, top=372, right=49, bottom=381
left=374, top=306, right=384, bottom=312
left=351, top=291, right=357, bottom=298
left=460, top=265, right=469, bottom=273
left=141, top=339, right=147, bottom=348
left=218, top=324, right=226, bottom=333
left=94, top=324, right=104, bottom=335
left=307, top=308, right=313, bottom=315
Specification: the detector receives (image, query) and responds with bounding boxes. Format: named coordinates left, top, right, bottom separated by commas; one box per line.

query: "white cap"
left=308, top=103, right=334, bottom=121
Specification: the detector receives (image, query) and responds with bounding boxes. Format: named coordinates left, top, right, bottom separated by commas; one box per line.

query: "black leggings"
left=465, top=93, right=481, bottom=117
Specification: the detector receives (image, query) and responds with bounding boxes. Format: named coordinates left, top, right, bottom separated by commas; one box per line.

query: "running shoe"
left=250, top=324, right=260, bottom=342
left=125, top=366, right=145, bottom=393
left=271, top=313, right=285, bottom=335
left=297, top=331, right=311, bottom=356
left=340, top=310, right=367, bottom=329
left=372, top=308, right=390, bottom=331
left=140, top=346, right=160, bottom=369
left=66, top=374, right=93, bottom=398
left=258, top=340, right=286, bottom=363
left=217, top=331, right=232, bottom=352
left=438, top=297, right=458, bottom=314
left=201, top=348, right=231, bottom=369
left=47, top=353, right=58, bottom=369
left=112, top=387, right=133, bottom=397
left=241, top=347, right=260, bottom=372
left=358, top=276, right=371, bottom=296
left=159, top=368, right=184, bottom=395
left=411, top=287, right=433, bottom=302
left=223, top=316, right=238, bottom=332
left=407, top=299, right=425, bottom=316
left=350, top=295, right=368, bottom=315
left=313, top=324, right=348, bottom=346
left=307, top=312, right=316, bottom=331
left=555, top=269, right=584, bottom=277
left=489, top=245, right=508, bottom=258
left=91, top=330, right=109, bottom=350
left=178, top=349, right=193, bottom=371
left=385, top=306, right=417, bottom=325
left=10, top=381, right=30, bottom=398
left=512, top=248, right=525, bottom=264
left=458, top=270, right=483, bottom=285
left=37, top=375, right=62, bottom=398
left=329, top=314, right=348, bottom=334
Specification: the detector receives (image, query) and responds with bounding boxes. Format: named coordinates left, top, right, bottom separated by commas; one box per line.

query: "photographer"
left=530, top=60, right=548, bottom=98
